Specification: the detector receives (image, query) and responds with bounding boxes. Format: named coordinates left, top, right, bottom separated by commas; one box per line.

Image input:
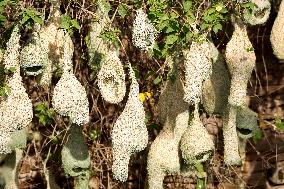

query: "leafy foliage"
left=34, top=102, right=55, bottom=126
left=145, top=0, right=230, bottom=57
left=19, top=8, right=43, bottom=28
left=195, top=162, right=206, bottom=189
left=0, top=67, right=16, bottom=97
left=60, top=14, right=80, bottom=35
left=275, top=118, right=284, bottom=131
left=0, top=0, right=17, bottom=28
left=0, top=83, right=10, bottom=97
left=99, top=28, right=121, bottom=48
left=118, top=3, right=129, bottom=18
left=253, top=128, right=263, bottom=144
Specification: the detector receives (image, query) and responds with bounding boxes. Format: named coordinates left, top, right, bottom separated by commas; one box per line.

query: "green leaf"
left=253, top=128, right=263, bottom=144
left=241, top=2, right=255, bottom=9
left=47, top=109, right=54, bottom=118
left=50, top=135, right=59, bottom=144
left=170, top=11, right=178, bottom=19
left=144, top=112, right=152, bottom=124
left=165, top=26, right=174, bottom=33
left=35, top=103, right=45, bottom=112
left=246, top=46, right=254, bottom=52
left=200, top=23, right=210, bottom=31
left=118, top=3, right=128, bottom=18
left=165, top=34, right=178, bottom=45
left=275, top=118, right=284, bottom=131
left=39, top=115, right=47, bottom=126
left=21, top=14, right=30, bottom=24
left=32, top=15, right=43, bottom=25
left=153, top=75, right=162, bottom=85
left=219, top=7, right=228, bottom=13
left=195, top=162, right=204, bottom=173
left=70, top=19, right=80, bottom=29
left=183, top=0, right=192, bottom=12
left=134, top=0, right=142, bottom=8
left=89, top=129, right=98, bottom=140
left=196, top=178, right=205, bottom=189
left=206, top=8, right=216, bottom=15
left=20, top=8, right=43, bottom=26
left=4, top=67, right=16, bottom=74
left=213, top=23, right=222, bottom=33
left=60, top=15, right=71, bottom=30
left=0, top=14, right=6, bottom=26
left=101, top=0, right=111, bottom=13
left=158, top=20, right=169, bottom=31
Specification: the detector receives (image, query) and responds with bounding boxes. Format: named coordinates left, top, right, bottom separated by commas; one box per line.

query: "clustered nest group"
left=0, top=0, right=283, bottom=188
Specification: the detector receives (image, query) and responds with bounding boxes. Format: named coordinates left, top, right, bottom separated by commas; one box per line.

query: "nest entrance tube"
left=236, top=106, right=258, bottom=139
left=61, top=125, right=91, bottom=177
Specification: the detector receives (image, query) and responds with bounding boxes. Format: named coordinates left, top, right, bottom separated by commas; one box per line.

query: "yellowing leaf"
left=215, top=5, right=223, bottom=12
left=145, top=92, right=151, bottom=98
left=139, top=93, right=146, bottom=102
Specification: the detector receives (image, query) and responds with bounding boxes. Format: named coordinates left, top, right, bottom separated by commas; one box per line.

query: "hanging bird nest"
left=52, top=34, right=89, bottom=125
left=180, top=109, right=214, bottom=165
left=1, top=149, right=23, bottom=189
left=270, top=0, right=284, bottom=60
left=61, top=125, right=91, bottom=177
left=236, top=106, right=259, bottom=139
left=157, top=56, right=188, bottom=124
left=87, top=0, right=113, bottom=70
left=148, top=61, right=189, bottom=189
left=97, top=50, right=126, bottom=104
left=20, top=24, right=49, bottom=76
left=202, top=49, right=230, bottom=115
left=223, top=105, right=241, bottom=165
left=183, top=40, right=213, bottom=104
left=225, top=17, right=256, bottom=106
left=132, top=8, right=157, bottom=51
left=111, top=64, right=148, bottom=182
left=0, top=26, right=33, bottom=140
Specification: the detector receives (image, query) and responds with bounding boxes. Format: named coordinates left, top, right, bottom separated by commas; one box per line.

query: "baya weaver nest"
left=52, top=34, right=89, bottom=125
left=132, top=9, right=157, bottom=51
left=202, top=42, right=230, bottom=115
left=183, top=40, right=213, bottom=105
left=61, top=125, right=90, bottom=177
left=147, top=112, right=189, bottom=189
left=87, top=0, right=112, bottom=70
left=111, top=64, right=148, bottom=182
left=0, top=26, right=33, bottom=154
left=236, top=106, right=258, bottom=139
left=223, top=105, right=242, bottom=165
left=20, top=24, right=49, bottom=76
left=148, top=64, right=189, bottom=189
left=97, top=50, right=126, bottom=104
left=225, top=17, right=256, bottom=107
left=270, top=0, right=284, bottom=60
left=180, top=107, right=214, bottom=165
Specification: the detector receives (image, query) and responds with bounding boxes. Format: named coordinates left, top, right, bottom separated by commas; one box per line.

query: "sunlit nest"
left=97, top=51, right=126, bottom=104
left=270, top=0, right=284, bottom=60
left=183, top=41, right=213, bottom=104
left=225, top=18, right=256, bottom=106
left=111, top=64, right=148, bottom=182
left=180, top=112, right=214, bottom=165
